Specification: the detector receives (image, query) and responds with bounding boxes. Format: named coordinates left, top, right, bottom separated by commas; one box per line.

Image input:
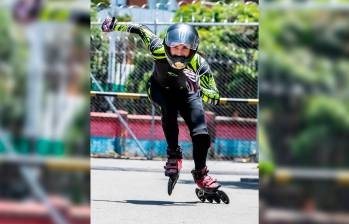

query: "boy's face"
left=170, top=44, right=190, bottom=57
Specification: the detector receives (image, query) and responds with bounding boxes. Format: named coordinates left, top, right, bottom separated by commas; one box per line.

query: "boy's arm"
left=114, top=23, right=165, bottom=59
left=189, top=55, right=220, bottom=105
left=102, top=17, right=165, bottom=59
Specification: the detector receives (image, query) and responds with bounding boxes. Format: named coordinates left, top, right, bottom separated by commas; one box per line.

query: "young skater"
left=102, top=18, right=229, bottom=203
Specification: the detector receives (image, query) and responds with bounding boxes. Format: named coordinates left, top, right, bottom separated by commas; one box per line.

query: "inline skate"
left=164, top=147, right=182, bottom=195
left=192, top=166, right=230, bottom=204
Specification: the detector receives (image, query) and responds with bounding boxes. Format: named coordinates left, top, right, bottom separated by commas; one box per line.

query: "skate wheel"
left=213, top=195, right=221, bottom=204
left=167, top=179, right=173, bottom=195
left=168, top=175, right=179, bottom=196
left=195, top=188, right=206, bottom=202
left=217, top=190, right=229, bottom=204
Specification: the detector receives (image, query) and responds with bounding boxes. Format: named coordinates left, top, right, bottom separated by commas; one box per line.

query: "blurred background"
left=90, top=0, right=259, bottom=162
left=0, top=0, right=90, bottom=223
left=259, top=0, right=349, bottom=223
left=6, top=0, right=349, bottom=223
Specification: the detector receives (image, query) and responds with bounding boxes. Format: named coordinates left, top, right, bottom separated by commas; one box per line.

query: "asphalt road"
left=91, top=158, right=258, bottom=224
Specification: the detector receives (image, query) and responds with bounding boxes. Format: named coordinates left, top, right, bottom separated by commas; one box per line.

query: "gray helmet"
left=164, top=23, right=199, bottom=70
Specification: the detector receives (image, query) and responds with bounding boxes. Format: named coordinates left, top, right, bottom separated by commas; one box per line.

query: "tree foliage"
left=174, top=2, right=259, bottom=116
left=90, top=2, right=259, bottom=116
left=260, top=11, right=349, bottom=167
left=90, top=7, right=109, bottom=90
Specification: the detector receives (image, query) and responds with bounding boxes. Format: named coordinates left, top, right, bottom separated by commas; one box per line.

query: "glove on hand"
left=101, top=17, right=116, bottom=32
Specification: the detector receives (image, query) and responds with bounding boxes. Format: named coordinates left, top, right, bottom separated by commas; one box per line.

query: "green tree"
left=260, top=10, right=349, bottom=166
left=90, top=7, right=109, bottom=90
left=173, top=2, right=259, bottom=117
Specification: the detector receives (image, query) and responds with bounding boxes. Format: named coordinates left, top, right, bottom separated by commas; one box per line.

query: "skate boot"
left=164, top=147, right=182, bottom=195
left=191, top=166, right=230, bottom=204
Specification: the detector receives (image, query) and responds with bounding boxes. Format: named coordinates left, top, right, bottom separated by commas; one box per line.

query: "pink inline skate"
left=191, top=166, right=229, bottom=204
left=164, top=147, right=182, bottom=195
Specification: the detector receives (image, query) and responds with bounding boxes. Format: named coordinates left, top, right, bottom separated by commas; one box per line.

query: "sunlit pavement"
left=91, top=158, right=258, bottom=224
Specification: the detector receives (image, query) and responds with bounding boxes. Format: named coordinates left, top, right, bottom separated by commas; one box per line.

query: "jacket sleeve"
left=113, top=23, right=166, bottom=60
left=189, top=55, right=220, bottom=105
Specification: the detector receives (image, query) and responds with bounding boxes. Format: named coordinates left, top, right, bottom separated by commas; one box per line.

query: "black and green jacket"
left=114, top=23, right=220, bottom=105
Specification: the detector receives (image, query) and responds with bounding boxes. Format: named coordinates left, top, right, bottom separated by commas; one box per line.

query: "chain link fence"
left=90, top=21, right=258, bottom=161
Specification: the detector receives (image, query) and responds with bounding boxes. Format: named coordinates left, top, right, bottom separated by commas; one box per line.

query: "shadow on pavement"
left=92, top=199, right=200, bottom=206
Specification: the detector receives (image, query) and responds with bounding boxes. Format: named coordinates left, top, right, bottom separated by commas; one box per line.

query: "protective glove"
left=101, top=17, right=116, bottom=32
left=200, top=88, right=220, bottom=105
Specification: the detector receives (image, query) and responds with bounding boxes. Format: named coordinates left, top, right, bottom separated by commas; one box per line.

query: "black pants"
left=147, top=77, right=210, bottom=170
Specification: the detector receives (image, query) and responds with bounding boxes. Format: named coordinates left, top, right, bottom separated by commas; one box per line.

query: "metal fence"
left=90, top=21, right=258, bottom=161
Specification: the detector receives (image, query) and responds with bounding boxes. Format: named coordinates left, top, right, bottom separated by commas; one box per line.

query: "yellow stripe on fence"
left=46, top=158, right=90, bottom=171
left=91, top=91, right=259, bottom=104
left=0, top=156, right=90, bottom=172
left=90, top=91, right=147, bottom=100
left=274, top=168, right=349, bottom=186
